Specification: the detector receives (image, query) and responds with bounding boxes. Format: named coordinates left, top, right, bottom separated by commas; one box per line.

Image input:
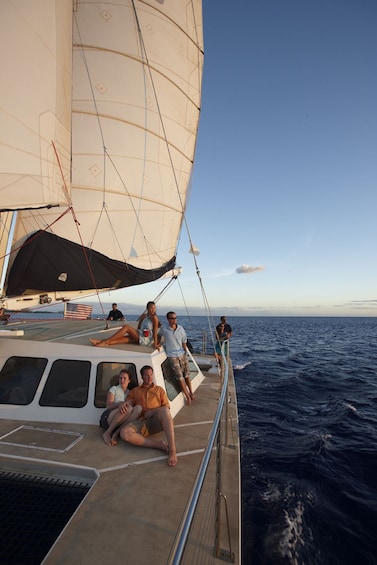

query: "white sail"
left=0, top=0, right=203, bottom=307
left=0, top=1, right=72, bottom=210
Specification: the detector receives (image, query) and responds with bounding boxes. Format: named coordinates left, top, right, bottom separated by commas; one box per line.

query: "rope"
left=68, top=207, right=107, bottom=318
left=129, top=1, right=216, bottom=345
left=52, top=141, right=106, bottom=317
left=0, top=207, right=71, bottom=264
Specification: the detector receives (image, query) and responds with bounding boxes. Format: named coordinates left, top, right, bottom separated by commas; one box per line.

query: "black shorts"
left=99, top=409, right=112, bottom=430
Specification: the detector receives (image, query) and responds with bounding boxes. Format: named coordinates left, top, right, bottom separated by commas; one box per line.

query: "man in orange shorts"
left=120, top=365, right=177, bottom=466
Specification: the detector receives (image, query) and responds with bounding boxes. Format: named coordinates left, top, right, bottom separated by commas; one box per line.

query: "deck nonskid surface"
left=0, top=368, right=226, bottom=564
left=0, top=319, right=240, bottom=563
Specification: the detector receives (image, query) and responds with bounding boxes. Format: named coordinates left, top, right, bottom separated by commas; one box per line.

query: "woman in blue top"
left=90, top=301, right=161, bottom=349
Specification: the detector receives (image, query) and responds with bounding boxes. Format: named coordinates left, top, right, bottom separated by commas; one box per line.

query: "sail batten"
left=1, top=0, right=203, bottom=306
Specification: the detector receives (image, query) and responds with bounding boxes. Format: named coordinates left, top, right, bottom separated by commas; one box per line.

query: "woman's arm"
left=105, top=391, right=118, bottom=410
left=106, top=390, right=131, bottom=413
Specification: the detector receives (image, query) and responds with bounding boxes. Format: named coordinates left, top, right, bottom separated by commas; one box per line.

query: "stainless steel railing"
left=168, top=341, right=235, bottom=564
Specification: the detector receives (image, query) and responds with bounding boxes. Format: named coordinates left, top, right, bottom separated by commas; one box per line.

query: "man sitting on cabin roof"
left=0, top=307, right=10, bottom=324
left=120, top=365, right=178, bottom=467
left=106, top=303, right=125, bottom=321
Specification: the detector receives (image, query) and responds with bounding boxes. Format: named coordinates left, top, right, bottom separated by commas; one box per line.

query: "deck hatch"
left=0, top=469, right=91, bottom=565
left=0, top=425, right=83, bottom=452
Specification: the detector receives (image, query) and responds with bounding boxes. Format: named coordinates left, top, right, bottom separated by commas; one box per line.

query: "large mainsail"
left=0, top=0, right=203, bottom=308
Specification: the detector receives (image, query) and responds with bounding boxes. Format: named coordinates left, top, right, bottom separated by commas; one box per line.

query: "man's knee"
left=158, top=406, right=171, bottom=421
left=120, top=425, right=133, bottom=442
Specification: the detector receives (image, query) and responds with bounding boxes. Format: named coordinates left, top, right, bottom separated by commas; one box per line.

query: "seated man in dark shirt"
left=0, top=308, right=10, bottom=324
left=106, top=303, right=124, bottom=321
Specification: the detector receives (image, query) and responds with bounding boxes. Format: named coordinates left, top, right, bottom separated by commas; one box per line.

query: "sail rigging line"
left=72, top=18, right=130, bottom=268
left=72, top=12, right=113, bottom=258
left=131, top=0, right=196, bottom=217
left=1, top=209, right=105, bottom=317
left=152, top=275, right=180, bottom=305
left=103, top=147, right=174, bottom=270
left=73, top=13, right=106, bottom=156
left=73, top=11, right=126, bottom=271
left=128, top=0, right=182, bottom=266
left=170, top=256, right=218, bottom=355
left=74, top=3, right=201, bottom=275
left=101, top=150, right=150, bottom=263
left=73, top=10, right=157, bottom=269
left=131, top=2, right=215, bottom=350
left=51, top=139, right=106, bottom=315
left=127, top=0, right=148, bottom=260
left=0, top=204, right=60, bottom=213
left=52, top=141, right=105, bottom=314
left=181, top=212, right=219, bottom=351
left=189, top=0, right=204, bottom=59
left=175, top=275, right=192, bottom=319
left=192, top=262, right=218, bottom=352
left=51, top=140, right=71, bottom=205
left=0, top=207, right=72, bottom=264
left=129, top=0, right=202, bottom=277
left=132, top=3, right=212, bottom=343
left=0, top=211, right=16, bottom=298
left=68, top=205, right=107, bottom=318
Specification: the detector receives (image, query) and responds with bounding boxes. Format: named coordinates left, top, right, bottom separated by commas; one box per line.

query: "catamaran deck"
left=0, top=320, right=240, bottom=564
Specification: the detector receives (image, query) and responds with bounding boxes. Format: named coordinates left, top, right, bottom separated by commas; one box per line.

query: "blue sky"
left=101, top=0, right=377, bottom=317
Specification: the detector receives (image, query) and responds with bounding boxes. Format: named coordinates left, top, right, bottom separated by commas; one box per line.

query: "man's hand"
left=119, top=401, right=131, bottom=414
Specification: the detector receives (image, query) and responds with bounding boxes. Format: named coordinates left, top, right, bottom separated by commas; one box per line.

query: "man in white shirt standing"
left=160, top=312, right=195, bottom=405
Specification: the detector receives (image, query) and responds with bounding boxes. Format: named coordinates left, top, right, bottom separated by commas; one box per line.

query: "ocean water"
left=229, top=316, right=377, bottom=565
left=176, top=314, right=377, bottom=564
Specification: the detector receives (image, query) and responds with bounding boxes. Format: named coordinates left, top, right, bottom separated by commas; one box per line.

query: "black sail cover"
left=6, top=231, right=176, bottom=296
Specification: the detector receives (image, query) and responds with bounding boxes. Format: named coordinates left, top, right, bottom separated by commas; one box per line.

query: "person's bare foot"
left=190, top=393, right=196, bottom=400
left=185, top=395, right=191, bottom=406
left=155, top=441, right=177, bottom=466
left=111, top=430, right=120, bottom=445
left=90, top=338, right=109, bottom=347
left=102, top=431, right=114, bottom=446
left=168, top=449, right=178, bottom=467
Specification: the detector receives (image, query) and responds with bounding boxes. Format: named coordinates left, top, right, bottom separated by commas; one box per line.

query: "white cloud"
left=235, top=264, right=265, bottom=274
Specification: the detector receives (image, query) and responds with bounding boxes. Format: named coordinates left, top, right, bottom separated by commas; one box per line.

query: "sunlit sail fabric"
left=0, top=0, right=72, bottom=210
left=0, top=0, right=203, bottom=302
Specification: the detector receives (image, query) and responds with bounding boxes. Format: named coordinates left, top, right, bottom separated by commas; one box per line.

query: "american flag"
left=64, top=303, right=93, bottom=320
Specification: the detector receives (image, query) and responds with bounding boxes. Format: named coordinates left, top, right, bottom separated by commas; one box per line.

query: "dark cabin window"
left=39, top=359, right=90, bottom=408
left=161, top=358, right=180, bottom=402
left=0, top=356, right=47, bottom=405
left=95, top=363, right=138, bottom=408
